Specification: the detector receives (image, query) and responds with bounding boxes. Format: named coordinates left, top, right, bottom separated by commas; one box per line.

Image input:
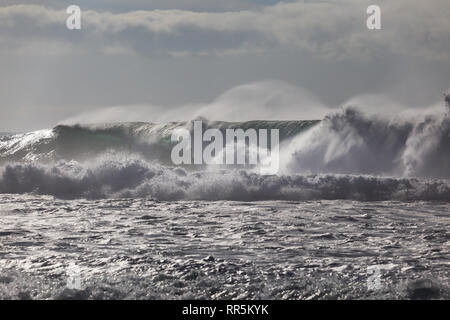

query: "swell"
left=0, top=156, right=449, bottom=201
left=0, top=105, right=449, bottom=201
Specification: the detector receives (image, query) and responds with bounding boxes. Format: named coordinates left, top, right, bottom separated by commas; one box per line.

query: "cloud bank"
left=1, top=1, right=449, bottom=60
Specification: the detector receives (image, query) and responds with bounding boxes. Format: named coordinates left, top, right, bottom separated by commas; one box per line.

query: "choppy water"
left=0, top=195, right=448, bottom=300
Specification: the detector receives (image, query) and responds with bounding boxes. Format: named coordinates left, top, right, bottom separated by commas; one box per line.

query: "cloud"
left=1, top=1, right=449, bottom=132
left=0, top=1, right=449, bottom=60
left=0, top=0, right=276, bottom=12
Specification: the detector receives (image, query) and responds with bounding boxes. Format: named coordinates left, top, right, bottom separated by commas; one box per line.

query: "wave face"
left=0, top=106, right=449, bottom=200
left=0, top=120, right=317, bottom=163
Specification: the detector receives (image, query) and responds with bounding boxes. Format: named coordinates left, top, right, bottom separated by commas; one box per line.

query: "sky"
left=0, top=0, right=449, bottom=131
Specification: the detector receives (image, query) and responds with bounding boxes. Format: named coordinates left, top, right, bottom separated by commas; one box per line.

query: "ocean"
left=0, top=107, right=449, bottom=299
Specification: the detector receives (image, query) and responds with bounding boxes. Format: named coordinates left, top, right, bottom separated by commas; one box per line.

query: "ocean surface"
left=0, top=196, right=448, bottom=300
left=0, top=107, right=449, bottom=299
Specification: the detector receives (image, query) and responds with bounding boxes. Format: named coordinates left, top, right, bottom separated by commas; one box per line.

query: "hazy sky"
left=1, top=0, right=449, bottom=131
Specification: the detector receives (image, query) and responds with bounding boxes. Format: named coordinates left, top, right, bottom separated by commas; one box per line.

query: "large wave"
left=0, top=119, right=317, bottom=163
left=0, top=103, right=449, bottom=200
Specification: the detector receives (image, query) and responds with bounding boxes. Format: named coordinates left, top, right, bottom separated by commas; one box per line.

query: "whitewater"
left=0, top=105, right=448, bottom=299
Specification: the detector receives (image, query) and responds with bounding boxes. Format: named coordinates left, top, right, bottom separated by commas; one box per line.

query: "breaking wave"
left=0, top=119, right=317, bottom=163
left=0, top=156, right=449, bottom=201
left=282, top=106, right=450, bottom=178
left=0, top=103, right=449, bottom=201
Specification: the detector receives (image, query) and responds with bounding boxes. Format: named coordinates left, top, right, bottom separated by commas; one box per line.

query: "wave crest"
left=284, top=107, right=450, bottom=178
